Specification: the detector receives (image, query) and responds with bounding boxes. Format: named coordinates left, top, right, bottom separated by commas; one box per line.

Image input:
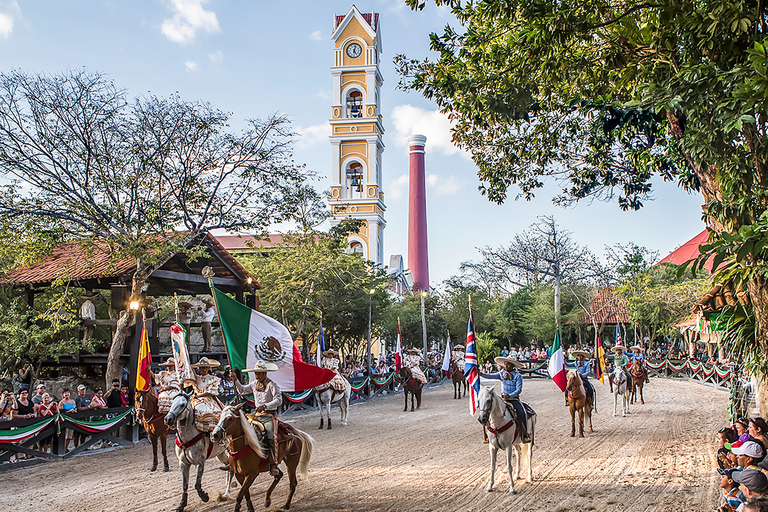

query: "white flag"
left=442, top=334, right=452, bottom=373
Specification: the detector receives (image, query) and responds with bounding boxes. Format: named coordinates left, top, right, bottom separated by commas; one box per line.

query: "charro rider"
left=572, top=350, right=595, bottom=408
left=480, top=355, right=531, bottom=443
left=235, top=360, right=282, bottom=477
left=451, top=344, right=466, bottom=372
left=404, top=348, right=428, bottom=384
left=190, top=357, right=224, bottom=432
left=153, top=357, right=181, bottom=414
left=629, top=345, right=649, bottom=383
left=318, top=349, right=349, bottom=392
left=610, top=345, right=632, bottom=385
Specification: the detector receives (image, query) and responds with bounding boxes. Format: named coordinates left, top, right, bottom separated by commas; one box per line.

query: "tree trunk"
left=105, top=264, right=154, bottom=388
left=749, top=276, right=768, bottom=416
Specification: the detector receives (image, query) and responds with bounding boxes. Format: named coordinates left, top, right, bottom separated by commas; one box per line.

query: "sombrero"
left=178, top=301, right=192, bottom=309
left=453, top=345, right=465, bottom=350
left=243, top=360, right=278, bottom=373
left=571, top=350, right=591, bottom=358
left=201, top=297, right=215, bottom=307
left=322, top=349, right=339, bottom=357
left=191, top=356, right=220, bottom=368
left=630, top=345, right=644, bottom=351
left=407, top=348, right=421, bottom=354
left=158, top=357, right=176, bottom=367
left=494, top=356, right=524, bottom=369
left=80, top=291, right=100, bottom=300
left=611, top=345, right=626, bottom=353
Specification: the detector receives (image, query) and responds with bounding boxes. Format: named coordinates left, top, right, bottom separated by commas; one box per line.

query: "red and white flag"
left=548, top=329, right=567, bottom=392
left=170, top=323, right=196, bottom=387
left=395, top=318, right=402, bottom=371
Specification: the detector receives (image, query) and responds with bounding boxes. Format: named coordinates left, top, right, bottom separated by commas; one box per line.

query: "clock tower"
left=329, top=6, right=385, bottom=266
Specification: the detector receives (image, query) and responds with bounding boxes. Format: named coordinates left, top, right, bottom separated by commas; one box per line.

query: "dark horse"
left=450, top=360, right=468, bottom=399
left=398, top=366, right=423, bottom=412
left=135, top=389, right=171, bottom=472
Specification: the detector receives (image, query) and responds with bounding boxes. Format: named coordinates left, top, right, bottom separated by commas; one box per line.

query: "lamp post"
left=367, top=288, right=375, bottom=379
left=421, top=291, right=428, bottom=365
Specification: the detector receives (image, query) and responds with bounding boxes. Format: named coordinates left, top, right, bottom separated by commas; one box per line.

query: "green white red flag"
left=548, top=329, right=567, bottom=391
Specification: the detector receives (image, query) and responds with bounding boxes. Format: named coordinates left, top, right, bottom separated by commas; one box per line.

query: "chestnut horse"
left=398, top=366, right=423, bottom=412
left=135, top=389, right=171, bottom=472
left=211, top=404, right=314, bottom=512
left=565, top=370, right=593, bottom=437
left=630, top=360, right=648, bottom=404
left=450, top=360, right=468, bottom=399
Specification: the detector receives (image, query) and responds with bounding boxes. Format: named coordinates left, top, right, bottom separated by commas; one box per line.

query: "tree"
left=400, top=0, right=768, bottom=410
left=381, top=293, right=447, bottom=354
left=0, top=70, right=308, bottom=386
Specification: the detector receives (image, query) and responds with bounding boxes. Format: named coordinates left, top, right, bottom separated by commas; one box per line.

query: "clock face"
left=346, top=43, right=362, bottom=58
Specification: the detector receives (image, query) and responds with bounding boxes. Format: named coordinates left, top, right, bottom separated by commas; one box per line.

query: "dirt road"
left=1, top=377, right=726, bottom=512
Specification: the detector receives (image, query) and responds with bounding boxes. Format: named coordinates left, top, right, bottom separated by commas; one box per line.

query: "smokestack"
left=408, top=134, right=429, bottom=292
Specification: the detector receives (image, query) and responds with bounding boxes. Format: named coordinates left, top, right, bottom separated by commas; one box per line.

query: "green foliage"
left=381, top=293, right=447, bottom=353
left=475, top=331, right=500, bottom=364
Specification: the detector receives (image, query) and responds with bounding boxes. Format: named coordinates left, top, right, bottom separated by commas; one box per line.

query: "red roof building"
left=658, top=229, right=714, bottom=271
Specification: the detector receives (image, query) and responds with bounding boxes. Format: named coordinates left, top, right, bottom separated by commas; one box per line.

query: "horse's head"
left=211, top=403, right=243, bottom=443
left=135, top=389, right=150, bottom=420
left=398, top=366, right=411, bottom=381
left=565, top=370, right=581, bottom=392
left=165, top=390, right=192, bottom=427
left=611, top=366, right=626, bottom=384
left=475, top=386, right=495, bottom=426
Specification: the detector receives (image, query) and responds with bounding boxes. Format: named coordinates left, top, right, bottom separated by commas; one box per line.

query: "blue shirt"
left=631, top=352, right=644, bottom=362
left=480, top=370, right=522, bottom=398
left=576, top=360, right=591, bottom=378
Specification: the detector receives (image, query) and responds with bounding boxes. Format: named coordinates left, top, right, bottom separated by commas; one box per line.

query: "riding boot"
left=266, top=439, right=280, bottom=477
left=517, top=416, right=531, bottom=443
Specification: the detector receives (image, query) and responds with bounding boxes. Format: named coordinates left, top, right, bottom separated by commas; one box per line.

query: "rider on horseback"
left=572, top=350, right=594, bottom=409
left=480, top=356, right=531, bottom=443
left=451, top=345, right=466, bottom=372
left=153, top=357, right=181, bottom=415
left=629, top=345, right=649, bottom=383
left=236, top=360, right=282, bottom=477
left=404, top=348, right=428, bottom=384
left=319, top=349, right=349, bottom=392
left=190, top=357, right=224, bottom=432
left=610, top=345, right=632, bottom=384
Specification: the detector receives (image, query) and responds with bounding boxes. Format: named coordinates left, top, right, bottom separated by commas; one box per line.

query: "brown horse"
left=630, top=360, right=648, bottom=404
left=135, top=389, right=171, bottom=472
left=398, top=366, right=423, bottom=412
left=565, top=370, right=593, bottom=437
left=450, top=360, right=468, bottom=399
left=211, top=404, right=313, bottom=512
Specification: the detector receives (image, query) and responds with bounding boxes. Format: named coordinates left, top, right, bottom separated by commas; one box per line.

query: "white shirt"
left=202, top=307, right=216, bottom=323
left=80, top=300, right=96, bottom=320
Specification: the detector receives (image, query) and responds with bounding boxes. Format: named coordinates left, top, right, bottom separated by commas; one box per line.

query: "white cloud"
left=295, top=123, right=330, bottom=149
left=391, top=104, right=466, bottom=157
left=161, top=0, right=220, bottom=44
left=208, top=50, right=223, bottom=63
left=185, top=60, right=198, bottom=71
left=0, top=1, right=21, bottom=39
left=426, top=174, right=462, bottom=196
left=387, top=173, right=409, bottom=200
left=309, top=30, right=323, bottom=41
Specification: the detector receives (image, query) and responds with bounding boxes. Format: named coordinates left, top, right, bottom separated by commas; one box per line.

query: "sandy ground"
left=1, top=377, right=727, bottom=512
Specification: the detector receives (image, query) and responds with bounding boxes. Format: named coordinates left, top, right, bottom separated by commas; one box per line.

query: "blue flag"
left=316, top=318, right=325, bottom=367
left=464, top=309, right=480, bottom=415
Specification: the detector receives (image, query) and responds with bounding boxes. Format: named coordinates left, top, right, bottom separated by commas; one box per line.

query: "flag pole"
left=202, top=266, right=241, bottom=402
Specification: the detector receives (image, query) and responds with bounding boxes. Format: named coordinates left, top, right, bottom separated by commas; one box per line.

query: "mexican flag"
left=395, top=318, right=402, bottom=371
left=213, top=287, right=335, bottom=392
left=548, top=329, right=567, bottom=391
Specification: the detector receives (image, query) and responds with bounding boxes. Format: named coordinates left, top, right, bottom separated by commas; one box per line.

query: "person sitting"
left=218, top=367, right=236, bottom=402
left=572, top=350, right=594, bottom=407
left=153, top=357, right=182, bottom=415
left=319, top=349, right=349, bottom=392
left=235, top=360, right=283, bottom=477
left=480, top=355, right=531, bottom=443
left=190, top=357, right=223, bottom=432
left=451, top=345, right=466, bottom=373
left=718, top=468, right=746, bottom=512
left=403, top=348, right=428, bottom=384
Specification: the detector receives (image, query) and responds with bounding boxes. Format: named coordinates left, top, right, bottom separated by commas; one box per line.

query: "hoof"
left=508, top=490, right=517, bottom=496
left=318, top=424, right=323, bottom=430
left=150, top=465, right=157, bottom=472
left=264, top=498, right=271, bottom=508
left=163, top=465, right=170, bottom=472
left=327, top=424, right=332, bottom=430
left=198, top=491, right=209, bottom=503
left=341, top=421, right=347, bottom=426
left=570, top=432, right=575, bottom=437
left=485, top=486, right=493, bottom=493
left=482, top=439, right=489, bottom=444
left=579, top=433, right=584, bottom=438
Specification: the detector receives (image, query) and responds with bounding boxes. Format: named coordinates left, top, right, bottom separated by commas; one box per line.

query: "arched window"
left=345, top=162, right=364, bottom=199
left=350, top=242, right=364, bottom=256
left=345, top=89, right=363, bottom=118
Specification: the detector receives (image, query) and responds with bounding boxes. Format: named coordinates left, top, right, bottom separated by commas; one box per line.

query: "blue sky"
left=0, top=0, right=706, bottom=286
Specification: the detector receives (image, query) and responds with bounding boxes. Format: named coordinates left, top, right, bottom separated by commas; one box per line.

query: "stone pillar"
left=408, top=134, right=429, bottom=292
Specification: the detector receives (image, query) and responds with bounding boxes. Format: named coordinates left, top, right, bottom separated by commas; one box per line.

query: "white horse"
left=611, top=366, right=631, bottom=417
left=164, top=392, right=234, bottom=512
left=316, top=383, right=351, bottom=430
left=475, top=386, right=536, bottom=495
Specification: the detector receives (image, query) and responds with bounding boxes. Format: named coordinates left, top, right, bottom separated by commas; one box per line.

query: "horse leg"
left=404, top=390, right=408, bottom=412
left=416, top=388, right=422, bottom=410
left=587, top=402, right=593, bottom=432
left=578, top=406, right=584, bottom=438
left=341, top=393, right=349, bottom=426
left=175, top=462, right=190, bottom=512
left=512, top=443, right=521, bottom=481
left=327, top=417, right=332, bottom=430
left=613, top=390, right=619, bottom=417
left=150, top=433, right=158, bottom=472
left=195, top=462, right=209, bottom=502
left=569, top=401, right=576, bottom=437
left=264, top=469, right=282, bottom=508
left=283, top=458, right=299, bottom=510
left=640, top=383, right=645, bottom=404
left=453, top=381, right=457, bottom=399
left=486, top=444, right=497, bottom=492
left=506, top=446, right=516, bottom=495
left=235, top=473, right=255, bottom=512
left=161, top=433, right=170, bottom=472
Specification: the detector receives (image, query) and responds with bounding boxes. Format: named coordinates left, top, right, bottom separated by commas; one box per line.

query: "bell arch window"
left=349, top=241, right=364, bottom=256
left=345, top=162, right=364, bottom=199
left=345, top=89, right=363, bottom=118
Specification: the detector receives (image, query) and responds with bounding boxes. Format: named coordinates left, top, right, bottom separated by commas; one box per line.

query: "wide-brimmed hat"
left=201, top=297, right=214, bottom=305
left=158, top=357, right=176, bottom=367
left=243, top=360, right=278, bottom=373
left=80, top=291, right=100, bottom=300
left=631, top=345, right=644, bottom=351
left=494, top=356, right=523, bottom=369
left=453, top=345, right=465, bottom=350
left=178, top=301, right=192, bottom=310
left=322, top=349, right=339, bottom=357
left=571, top=350, right=591, bottom=358
left=611, top=345, right=626, bottom=353
left=407, top=348, right=421, bottom=354
left=191, top=357, right=220, bottom=368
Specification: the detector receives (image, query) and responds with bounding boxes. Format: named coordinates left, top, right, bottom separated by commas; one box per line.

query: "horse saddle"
left=502, top=398, right=536, bottom=419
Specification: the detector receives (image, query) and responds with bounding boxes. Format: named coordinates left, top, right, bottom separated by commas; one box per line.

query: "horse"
left=211, top=404, right=314, bottom=512
left=315, top=382, right=351, bottom=430
left=135, top=389, right=171, bottom=472
left=565, top=370, right=593, bottom=437
left=610, top=366, right=631, bottom=417
left=449, top=360, right=468, bottom=399
left=629, top=360, right=648, bottom=404
left=164, top=392, right=233, bottom=512
left=475, top=386, right=536, bottom=495
left=398, top=366, right=423, bottom=412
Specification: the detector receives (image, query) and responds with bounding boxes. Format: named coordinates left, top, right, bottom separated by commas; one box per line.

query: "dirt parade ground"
left=2, top=377, right=727, bottom=512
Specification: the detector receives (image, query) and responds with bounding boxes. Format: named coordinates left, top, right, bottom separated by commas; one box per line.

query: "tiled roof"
left=334, top=11, right=379, bottom=31
left=658, top=229, right=714, bottom=271
left=580, top=288, right=630, bottom=325
left=215, top=234, right=284, bottom=251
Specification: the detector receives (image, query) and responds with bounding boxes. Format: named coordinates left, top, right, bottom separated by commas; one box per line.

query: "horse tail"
left=296, top=429, right=314, bottom=479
